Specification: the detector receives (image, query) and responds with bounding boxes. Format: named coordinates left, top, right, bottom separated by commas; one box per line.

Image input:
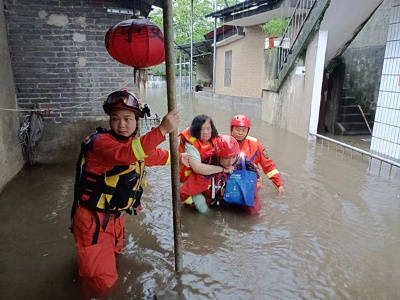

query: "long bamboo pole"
left=162, top=0, right=183, bottom=272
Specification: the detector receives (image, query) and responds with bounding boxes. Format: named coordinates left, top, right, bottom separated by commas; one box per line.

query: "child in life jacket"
left=180, top=134, right=261, bottom=214
left=70, top=89, right=189, bottom=293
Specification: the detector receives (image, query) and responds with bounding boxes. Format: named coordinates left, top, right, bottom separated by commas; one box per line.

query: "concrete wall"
left=36, top=119, right=108, bottom=164
left=215, top=26, right=265, bottom=98
left=193, top=91, right=262, bottom=121
left=262, top=57, right=311, bottom=139
left=0, top=0, right=25, bottom=192
left=342, top=0, right=392, bottom=115
left=262, top=47, right=278, bottom=91
left=262, top=32, right=323, bottom=139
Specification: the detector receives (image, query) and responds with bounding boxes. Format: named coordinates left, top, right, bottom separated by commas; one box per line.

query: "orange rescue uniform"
left=237, top=135, right=284, bottom=189
left=72, top=127, right=171, bottom=291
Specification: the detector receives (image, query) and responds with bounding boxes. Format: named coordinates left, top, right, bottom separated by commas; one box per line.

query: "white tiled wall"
left=371, top=1, right=400, bottom=161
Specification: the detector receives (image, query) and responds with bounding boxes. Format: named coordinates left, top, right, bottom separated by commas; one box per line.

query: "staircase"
left=276, top=0, right=384, bottom=91
left=335, top=95, right=373, bottom=136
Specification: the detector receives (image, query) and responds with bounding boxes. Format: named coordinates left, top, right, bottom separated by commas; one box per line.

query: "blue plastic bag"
left=223, top=157, right=257, bottom=206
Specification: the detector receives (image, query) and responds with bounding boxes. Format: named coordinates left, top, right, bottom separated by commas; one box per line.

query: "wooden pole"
left=358, top=104, right=372, bottom=135
left=162, top=0, right=183, bottom=272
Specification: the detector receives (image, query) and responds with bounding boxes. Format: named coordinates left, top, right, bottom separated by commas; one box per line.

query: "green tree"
left=260, top=17, right=289, bottom=37
left=149, top=0, right=229, bottom=45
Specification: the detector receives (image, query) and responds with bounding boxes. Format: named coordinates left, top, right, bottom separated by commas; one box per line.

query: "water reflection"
left=1, top=87, right=399, bottom=299
left=133, top=88, right=400, bottom=299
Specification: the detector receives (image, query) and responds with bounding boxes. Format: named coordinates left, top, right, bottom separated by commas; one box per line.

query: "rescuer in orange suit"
left=70, top=90, right=189, bottom=293
left=180, top=134, right=262, bottom=214
left=230, top=114, right=285, bottom=196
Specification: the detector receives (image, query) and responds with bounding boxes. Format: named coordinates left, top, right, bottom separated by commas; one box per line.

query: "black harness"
left=70, top=127, right=143, bottom=245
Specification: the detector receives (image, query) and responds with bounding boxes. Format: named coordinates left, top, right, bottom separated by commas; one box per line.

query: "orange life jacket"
left=178, top=128, right=217, bottom=182
left=238, top=135, right=283, bottom=188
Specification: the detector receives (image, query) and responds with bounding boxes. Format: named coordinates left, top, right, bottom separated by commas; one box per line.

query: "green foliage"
left=152, top=69, right=166, bottom=78
left=260, top=17, right=289, bottom=37
left=149, top=0, right=227, bottom=45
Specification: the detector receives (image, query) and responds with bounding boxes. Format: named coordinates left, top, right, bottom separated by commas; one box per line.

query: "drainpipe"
left=162, top=0, right=183, bottom=273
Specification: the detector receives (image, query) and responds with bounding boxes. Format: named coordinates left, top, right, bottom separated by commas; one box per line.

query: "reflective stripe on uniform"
left=246, top=136, right=257, bottom=142
left=266, top=169, right=279, bottom=178
left=184, top=196, right=193, bottom=205
left=165, top=151, right=171, bottom=165
left=131, top=137, right=147, bottom=160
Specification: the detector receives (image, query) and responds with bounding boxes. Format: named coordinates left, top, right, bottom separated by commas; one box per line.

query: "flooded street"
left=1, top=87, right=400, bottom=300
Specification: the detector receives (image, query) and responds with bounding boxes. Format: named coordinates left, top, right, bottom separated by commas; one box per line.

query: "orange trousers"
left=72, top=205, right=125, bottom=291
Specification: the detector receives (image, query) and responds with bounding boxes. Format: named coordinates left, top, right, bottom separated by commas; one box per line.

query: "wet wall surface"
left=1, top=88, right=399, bottom=300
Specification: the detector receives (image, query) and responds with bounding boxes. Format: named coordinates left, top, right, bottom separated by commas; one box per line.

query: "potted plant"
left=261, top=17, right=289, bottom=48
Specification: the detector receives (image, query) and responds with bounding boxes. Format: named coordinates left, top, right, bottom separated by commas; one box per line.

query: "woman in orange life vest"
left=70, top=90, right=189, bottom=292
left=180, top=134, right=262, bottom=214
left=178, top=115, right=234, bottom=212
left=230, top=114, right=285, bottom=196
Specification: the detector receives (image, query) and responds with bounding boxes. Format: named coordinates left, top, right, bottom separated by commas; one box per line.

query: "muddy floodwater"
left=1, top=88, right=400, bottom=300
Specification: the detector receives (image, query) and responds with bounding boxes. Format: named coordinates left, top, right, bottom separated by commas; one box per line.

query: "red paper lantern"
left=105, top=19, right=165, bottom=68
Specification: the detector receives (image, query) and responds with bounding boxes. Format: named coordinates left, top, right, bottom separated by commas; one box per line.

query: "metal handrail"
left=311, top=133, right=400, bottom=178
left=277, top=0, right=318, bottom=77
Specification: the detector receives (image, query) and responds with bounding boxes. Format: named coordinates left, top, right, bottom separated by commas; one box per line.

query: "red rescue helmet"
left=215, top=134, right=240, bottom=158
left=230, top=114, right=251, bottom=130
left=103, top=90, right=144, bottom=117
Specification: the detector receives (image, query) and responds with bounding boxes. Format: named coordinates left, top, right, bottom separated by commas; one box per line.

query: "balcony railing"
left=310, top=133, right=400, bottom=178
left=277, top=0, right=318, bottom=77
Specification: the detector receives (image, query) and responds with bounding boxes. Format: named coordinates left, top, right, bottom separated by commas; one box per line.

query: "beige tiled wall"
left=215, top=26, right=265, bottom=98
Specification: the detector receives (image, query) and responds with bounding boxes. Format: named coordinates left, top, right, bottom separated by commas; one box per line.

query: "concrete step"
left=338, top=113, right=372, bottom=123
left=341, top=121, right=373, bottom=132
left=335, top=121, right=373, bottom=136
left=342, top=130, right=372, bottom=136
left=341, top=96, right=358, bottom=106
left=339, top=105, right=360, bottom=115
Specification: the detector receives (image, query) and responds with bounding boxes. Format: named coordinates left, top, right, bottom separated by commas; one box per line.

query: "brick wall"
left=4, top=0, right=138, bottom=122
left=215, top=25, right=265, bottom=98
